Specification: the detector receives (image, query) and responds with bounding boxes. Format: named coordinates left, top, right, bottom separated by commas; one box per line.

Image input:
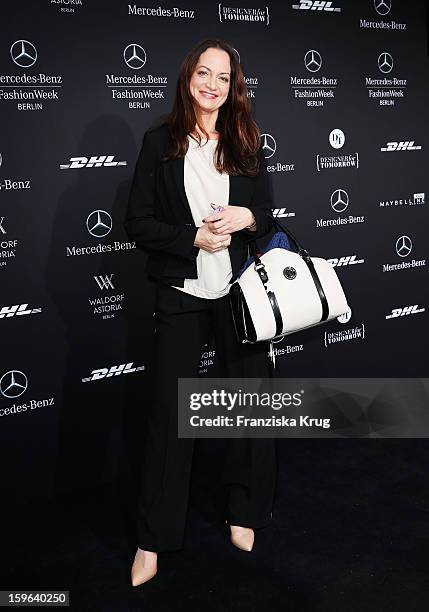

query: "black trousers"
left=137, top=281, right=278, bottom=552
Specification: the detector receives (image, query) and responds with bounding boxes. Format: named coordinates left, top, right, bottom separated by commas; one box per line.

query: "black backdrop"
left=1, top=0, right=428, bottom=508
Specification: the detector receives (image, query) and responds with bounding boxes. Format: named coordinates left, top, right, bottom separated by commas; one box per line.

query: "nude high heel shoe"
left=225, top=520, right=255, bottom=552
left=131, top=547, right=158, bottom=587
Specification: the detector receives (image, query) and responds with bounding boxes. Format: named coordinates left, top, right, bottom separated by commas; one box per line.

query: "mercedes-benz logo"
left=395, top=235, right=412, bottom=258
left=233, top=47, right=241, bottom=64
left=123, top=44, right=147, bottom=70
left=260, top=133, right=276, bottom=159
left=378, top=52, right=393, bottom=74
left=10, top=40, right=37, bottom=68
left=0, top=153, right=2, bottom=168
left=374, top=0, right=391, bottom=16
left=304, top=49, right=322, bottom=73
left=86, top=210, right=113, bottom=238
left=337, top=308, right=352, bottom=324
left=0, top=370, right=28, bottom=398
left=283, top=266, right=297, bottom=280
left=331, top=189, right=349, bottom=213
left=329, top=129, right=345, bottom=149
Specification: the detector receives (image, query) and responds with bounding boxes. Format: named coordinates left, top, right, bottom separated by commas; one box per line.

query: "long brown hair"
left=162, top=38, right=262, bottom=177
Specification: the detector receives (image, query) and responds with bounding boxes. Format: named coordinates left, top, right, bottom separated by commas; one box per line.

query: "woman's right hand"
left=194, top=224, right=231, bottom=253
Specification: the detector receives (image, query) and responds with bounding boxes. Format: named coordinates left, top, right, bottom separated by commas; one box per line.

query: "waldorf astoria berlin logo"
left=218, top=5, right=270, bottom=25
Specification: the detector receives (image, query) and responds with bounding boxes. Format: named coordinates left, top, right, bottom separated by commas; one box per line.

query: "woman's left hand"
left=202, top=205, right=254, bottom=235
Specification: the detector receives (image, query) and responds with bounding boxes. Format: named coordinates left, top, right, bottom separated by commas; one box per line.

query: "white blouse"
left=171, top=135, right=233, bottom=299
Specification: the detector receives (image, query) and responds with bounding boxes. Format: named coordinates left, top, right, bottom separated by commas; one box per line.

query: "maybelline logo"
left=261, top=134, right=295, bottom=173
left=380, top=141, right=422, bottom=152
left=0, top=369, right=55, bottom=419
left=382, top=235, right=426, bottom=272
left=365, top=52, right=407, bottom=106
left=65, top=211, right=136, bottom=257
left=316, top=189, right=365, bottom=228
left=291, top=49, right=338, bottom=107
left=51, top=0, right=84, bottom=13
left=317, top=129, right=359, bottom=171
left=292, top=1, right=341, bottom=11
left=218, top=5, right=270, bottom=25
left=0, top=303, right=42, bottom=319
left=380, top=192, right=425, bottom=207
left=1, top=40, right=63, bottom=111
left=360, top=0, right=406, bottom=31
left=105, top=44, right=168, bottom=110
left=0, top=218, right=18, bottom=268
left=128, top=4, right=195, bottom=18
left=90, top=275, right=125, bottom=319
left=60, top=156, right=127, bottom=170
left=386, top=305, right=425, bottom=319
left=82, top=362, right=145, bottom=382
left=327, top=255, right=365, bottom=267
left=324, top=324, right=365, bottom=346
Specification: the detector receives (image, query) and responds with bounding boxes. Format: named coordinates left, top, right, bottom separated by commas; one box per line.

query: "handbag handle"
left=247, top=212, right=310, bottom=263
left=245, top=212, right=330, bottom=322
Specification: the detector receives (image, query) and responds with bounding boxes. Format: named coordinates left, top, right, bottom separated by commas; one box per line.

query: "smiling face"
left=189, top=47, right=231, bottom=116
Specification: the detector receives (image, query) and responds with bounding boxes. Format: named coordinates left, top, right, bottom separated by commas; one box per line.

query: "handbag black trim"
left=229, top=213, right=330, bottom=344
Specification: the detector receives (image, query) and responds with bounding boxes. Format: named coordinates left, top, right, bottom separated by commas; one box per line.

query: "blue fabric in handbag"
left=238, top=231, right=292, bottom=277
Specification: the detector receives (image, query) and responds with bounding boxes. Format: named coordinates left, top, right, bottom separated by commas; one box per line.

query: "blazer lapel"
left=171, top=157, right=193, bottom=218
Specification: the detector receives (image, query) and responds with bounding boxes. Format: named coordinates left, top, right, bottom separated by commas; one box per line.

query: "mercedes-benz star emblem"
left=331, top=189, right=349, bottom=213
left=10, top=40, right=37, bottom=68
left=304, top=50, right=322, bottom=73
left=283, top=266, right=297, bottom=280
left=86, top=210, right=113, bottom=238
left=260, top=134, right=276, bottom=159
left=123, top=44, right=147, bottom=70
left=378, top=52, right=394, bottom=74
left=0, top=370, right=28, bottom=398
left=374, top=0, right=391, bottom=16
left=233, top=47, right=241, bottom=64
left=395, top=235, right=412, bottom=258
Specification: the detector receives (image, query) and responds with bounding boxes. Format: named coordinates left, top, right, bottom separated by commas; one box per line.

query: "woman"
left=124, top=38, right=278, bottom=587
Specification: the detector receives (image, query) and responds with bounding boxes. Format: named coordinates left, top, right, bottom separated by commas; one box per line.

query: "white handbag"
left=229, top=216, right=351, bottom=366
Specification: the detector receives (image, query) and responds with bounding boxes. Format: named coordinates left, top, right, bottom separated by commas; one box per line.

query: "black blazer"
left=124, top=122, right=275, bottom=287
